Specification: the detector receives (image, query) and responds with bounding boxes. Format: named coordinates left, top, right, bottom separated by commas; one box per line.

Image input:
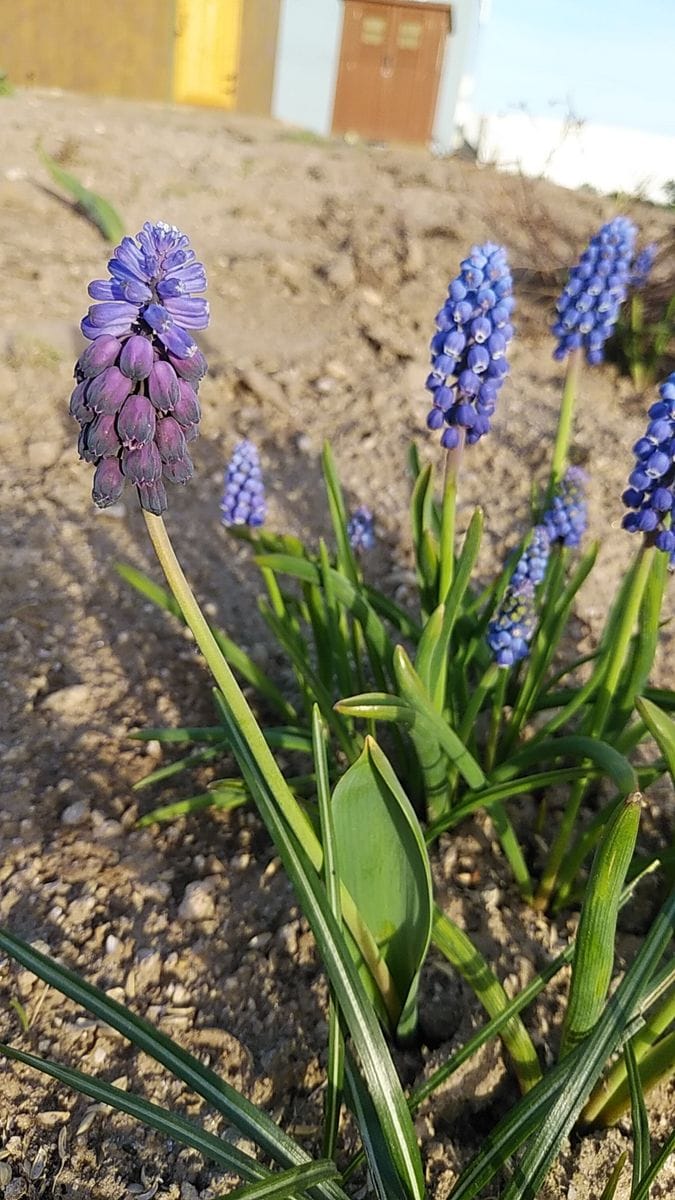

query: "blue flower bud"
left=86, top=366, right=133, bottom=415
left=119, top=334, right=155, bottom=381
left=76, top=334, right=121, bottom=379
left=117, top=393, right=157, bottom=448
left=155, top=415, right=187, bottom=463
left=92, top=456, right=125, bottom=507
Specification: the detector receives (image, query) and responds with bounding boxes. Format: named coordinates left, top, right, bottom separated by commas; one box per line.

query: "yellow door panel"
left=174, top=0, right=242, bottom=108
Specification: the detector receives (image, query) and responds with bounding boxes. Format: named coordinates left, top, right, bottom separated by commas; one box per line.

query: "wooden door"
left=173, top=0, right=243, bottom=108
left=332, top=0, right=450, bottom=144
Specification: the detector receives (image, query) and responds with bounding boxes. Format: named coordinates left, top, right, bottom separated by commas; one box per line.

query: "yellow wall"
left=173, top=0, right=243, bottom=108
left=1, top=0, right=173, bottom=100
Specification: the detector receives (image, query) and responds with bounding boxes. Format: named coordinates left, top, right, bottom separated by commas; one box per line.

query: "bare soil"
left=0, top=88, right=673, bottom=1199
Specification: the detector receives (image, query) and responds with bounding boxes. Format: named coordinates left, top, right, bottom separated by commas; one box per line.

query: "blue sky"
left=472, top=0, right=675, bottom=135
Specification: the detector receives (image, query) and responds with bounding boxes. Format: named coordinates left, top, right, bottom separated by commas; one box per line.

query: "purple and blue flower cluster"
left=552, top=217, right=637, bottom=365
left=425, top=243, right=514, bottom=448
left=487, top=581, right=537, bottom=668
left=511, top=525, right=551, bottom=587
left=71, top=222, right=208, bottom=514
left=543, top=467, right=588, bottom=548
left=622, top=373, right=675, bottom=558
left=221, top=441, right=266, bottom=528
left=348, top=506, right=376, bottom=553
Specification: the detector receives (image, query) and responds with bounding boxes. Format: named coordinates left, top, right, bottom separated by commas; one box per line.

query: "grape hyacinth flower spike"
left=425, top=243, right=514, bottom=448
left=487, top=581, right=537, bottom=668
left=71, top=221, right=208, bottom=514
left=511, top=525, right=551, bottom=587
left=347, top=506, right=376, bottom=553
left=622, top=372, right=675, bottom=565
left=221, top=440, right=266, bottom=528
left=552, top=216, right=637, bottom=366
left=543, top=467, right=588, bottom=548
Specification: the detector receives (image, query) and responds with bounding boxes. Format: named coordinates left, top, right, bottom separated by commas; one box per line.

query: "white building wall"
left=272, top=0, right=342, bottom=136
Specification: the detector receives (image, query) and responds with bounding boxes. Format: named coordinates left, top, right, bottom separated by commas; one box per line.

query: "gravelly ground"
left=0, top=88, right=673, bottom=1199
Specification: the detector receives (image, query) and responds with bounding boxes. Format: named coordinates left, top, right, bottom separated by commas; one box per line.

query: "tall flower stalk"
left=425, top=243, right=514, bottom=598
left=549, top=217, right=637, bottom=490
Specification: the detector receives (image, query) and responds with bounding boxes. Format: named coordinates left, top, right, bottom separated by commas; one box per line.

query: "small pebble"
left=178, top=880, right=216, bottom=922
left=60, top=800, right=89, bottom=826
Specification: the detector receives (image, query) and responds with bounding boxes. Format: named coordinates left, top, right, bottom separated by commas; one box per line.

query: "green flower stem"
left=458, top=661, right=500, bottom=745
left=535, top=543, right=655, bottom=910
left=550, top=347, right=582, bottom=490
left=438, top=429, right=465, bottom=603
left=630, top=295, right=646, bottom=391
left=143, top=513, right=399, bottom=1023
left=486, top=667, right=508, bottom=773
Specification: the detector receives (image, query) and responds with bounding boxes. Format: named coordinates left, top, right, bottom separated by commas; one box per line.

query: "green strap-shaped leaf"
left=322, top=441, right=360, bottom=584
left=415, top=508, right=483, bottom=710
left=636, top=696, right=675, bottom=783
left=255, top=554, right=395, bottom=683
left=0, top=932, right=346, bottom=1200
left=0, top=1042, right=269, bottom=1183
left=495, top=735, right=637, bottom=796
left=39, top=146, right=125, bottom=242
left=221, top=1160, right=340, bottom=1200
left=431, top=910, right=541, bottom=1093
left=393, top=647, right=487, bottom=790
left=212, top=694, right=425, bottom=1200
left=449, top=886, right=675, bottom=1200
left=331, top=738, right=433, bottom=1042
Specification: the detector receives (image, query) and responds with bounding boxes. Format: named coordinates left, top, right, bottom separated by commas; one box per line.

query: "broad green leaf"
left=332, top=738, right=433, bottom=1042
left=636, top=696, right=675, bottom=783
left=39, top=146, right=125, bottom=242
